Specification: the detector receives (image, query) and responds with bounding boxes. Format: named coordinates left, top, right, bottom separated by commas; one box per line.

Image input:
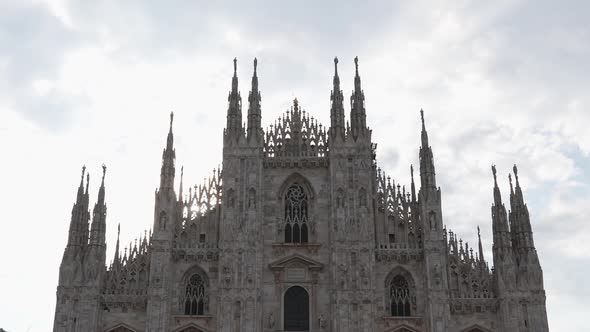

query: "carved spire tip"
left=354, top=56, right=359, bottom=74
left=169, top=112, right=174, bottom=131
left=491, top=164, right=497, bottom=184
left=101, top=163, right=107, bottom=183
left=420, top=109, right=425, bottom=127
left=233, top=57, right=237, bottom=75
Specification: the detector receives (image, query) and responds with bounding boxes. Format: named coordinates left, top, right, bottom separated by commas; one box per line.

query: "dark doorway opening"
left=284, top=286, right=309, bottom=331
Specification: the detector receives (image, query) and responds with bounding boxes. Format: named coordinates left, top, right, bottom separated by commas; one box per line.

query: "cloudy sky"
left=1, top=0, right=588, bottom=330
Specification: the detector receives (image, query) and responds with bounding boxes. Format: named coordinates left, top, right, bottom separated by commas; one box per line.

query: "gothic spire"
left=421, top=109, right=429, bottom=147
left=247, top=58, right=262, bottom=141
left=491, top=165, right=511, bottom=251
left=477, top=226, right=485, bottom=263
left=98, top=164, right=106, bottom=205
left=350, top=56, right=367, bottom=139
left=76, top=165, right=86, bottom=203
left=114, top=223, right=121, bottom=264
left=410, top=164, right=417, bottom=203
left=512, top=164, right=525, bottom=206
left=509, top=164, right=535, bottom=250
left=226, top=57, right=243, bottom=135
left=160, top=112, right=176, bottom=191
left=330, top=57, right=345, bottom=140
left=179, top=165, right=184, bottom=203
left=89, top=164, right=107, bottom=247
left=492, top=164, right=502, bottom=206
left=67, top=165, right=91, bottom=248
left=418, top=109, right=437, bottom=191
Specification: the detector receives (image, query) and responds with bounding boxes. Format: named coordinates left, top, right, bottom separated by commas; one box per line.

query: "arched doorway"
left=284, top=286, right=309, bottom=331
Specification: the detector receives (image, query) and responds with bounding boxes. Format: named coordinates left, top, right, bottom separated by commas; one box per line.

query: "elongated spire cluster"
left=330, top=57, right=345, bottom=139
left=419, top=110, right=437, bottom=192
left=160, top=112, right=176, bottom=191
left=226, top=58, right=243, bottom=136
left=89, top=164, right=108, bottom=246
left=247, top=58, right=262, bottom=141
left=350, top=56, right=367, bottom=139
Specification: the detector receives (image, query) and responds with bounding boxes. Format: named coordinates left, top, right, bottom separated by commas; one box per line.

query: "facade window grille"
left=183, top=274, right=207, bottom=315
left=390, top=275, right=412, bottom=317
left=284, top=184, right=309, bottom=243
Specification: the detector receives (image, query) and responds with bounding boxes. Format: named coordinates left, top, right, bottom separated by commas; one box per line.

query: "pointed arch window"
left=389, top=275, right=412, bottom=317
left=284, top=184, right=308, bottom=243
left=183, top=273, right=207, bottom=315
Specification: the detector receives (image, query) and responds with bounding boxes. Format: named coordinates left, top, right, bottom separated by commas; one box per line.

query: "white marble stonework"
left=53, top=58, right=549, bottom=332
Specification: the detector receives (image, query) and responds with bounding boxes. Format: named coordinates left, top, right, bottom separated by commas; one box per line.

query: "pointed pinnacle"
left=253, top=57, right=257, bottom=75
left=101, top=164, right=107, bottom=186
left=491, top=164, right=498, bottom=186
left=233, top=57, right=237, bottom=76
left=420, top=109, right=425, bottom=130
left=334, top=57, right=339, bottom=75
left=169, top=112, right=174, bottom=133
left=80, top=165, right=86, bottom=186
left=85, top=172, right=90, bottom=194
left=354, top=56, right=359, bottom=76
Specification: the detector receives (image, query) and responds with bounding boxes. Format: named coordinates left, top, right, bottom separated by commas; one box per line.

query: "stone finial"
left=491, top=164, right=497, bottom=184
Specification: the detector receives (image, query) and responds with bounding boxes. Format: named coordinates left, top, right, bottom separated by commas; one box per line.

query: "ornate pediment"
left=104, top=322, right=140, bottom=332
left=460, top=324, right=493, bottom=332
left=171, top=322, right=211, bottom=332
left=263, top=99, right=329, bottom=164
left=384, top=323, right=421, bottom=332
left=268, top=253, right=324, bottom=272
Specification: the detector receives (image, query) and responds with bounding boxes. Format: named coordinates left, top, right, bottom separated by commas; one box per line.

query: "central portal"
left=284, top=286, right=310, bottom=331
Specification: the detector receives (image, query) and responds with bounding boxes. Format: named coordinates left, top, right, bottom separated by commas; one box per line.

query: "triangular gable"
left=385, top=323, right=421, bottom=332
left=104, top=322, right=140, bottom=332
left=461, top=324, right=493, bottom=332
left=269, top=253, right=323, bottom=271
left=171, top=322, right=211, bottom=332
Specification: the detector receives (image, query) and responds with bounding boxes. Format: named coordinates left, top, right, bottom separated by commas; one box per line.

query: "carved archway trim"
left=384, top=266, right=416, bottom=289
left=277, top=173, right=316, bottom=200
left=460, top=324, right=493, bottom=332
left=384, top=323, right=421, bottom=332
left=104, top=322, right=140, bottom=332
left=171, top=322, right=211, bottom=332
left=268, top=253, right=324, bottom=272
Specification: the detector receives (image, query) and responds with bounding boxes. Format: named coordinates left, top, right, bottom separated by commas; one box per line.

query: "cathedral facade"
left=53, top=58, right=549, bottom=332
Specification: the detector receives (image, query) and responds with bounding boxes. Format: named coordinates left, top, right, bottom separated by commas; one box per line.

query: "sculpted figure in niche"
left=429, top=211, right=436, bottom=230
left=319, top=313, right=326, bottom=329
left=268, top=312, right=275, bottom=328
left=336, top=188, right=344, bottom=208
left=248, top=188, right=256, bottom=209
left=433, top=263, right=442, bottom=285
left=159, top=211, right=167, bottom=230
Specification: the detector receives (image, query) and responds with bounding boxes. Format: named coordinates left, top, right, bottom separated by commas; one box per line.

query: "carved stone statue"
left=268, top=312, right=275, bottom=329
left=319, top=313, right=326, bottom=329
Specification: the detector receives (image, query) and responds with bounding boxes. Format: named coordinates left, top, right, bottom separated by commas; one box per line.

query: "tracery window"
left=389, top=275, right=412, bottom=317
left=284, top=184, right=308, bottom=243
left=183, top=273, right=207, bottom=315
